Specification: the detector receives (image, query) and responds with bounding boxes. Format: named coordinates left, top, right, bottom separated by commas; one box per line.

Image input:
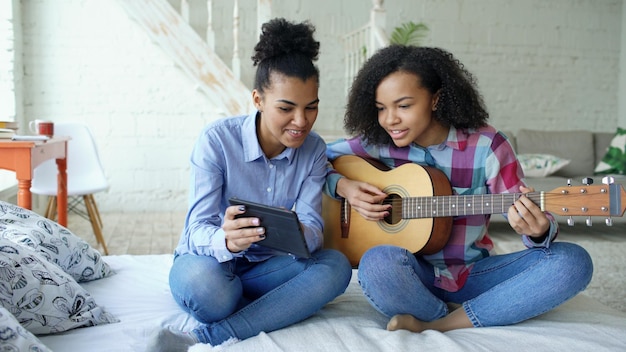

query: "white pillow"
left=0, top=305, right=52, bottom=351
left=0, top=200, right=113, bottom=282
left=0, top=239, right=119, bottom=335
left=518, top=154, right=571, bottom=178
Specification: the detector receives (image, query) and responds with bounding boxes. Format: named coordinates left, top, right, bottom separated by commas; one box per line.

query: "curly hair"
left=345, top=45, right=489, bottom=145
left=251, top=18, right=320, bottom=93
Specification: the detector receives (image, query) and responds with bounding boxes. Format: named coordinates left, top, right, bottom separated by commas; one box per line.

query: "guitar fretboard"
left=400, top=192, right=543, bottom=219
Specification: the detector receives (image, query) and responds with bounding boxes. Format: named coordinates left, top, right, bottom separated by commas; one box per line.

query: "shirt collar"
left=443, top=126, right=468, bottom=151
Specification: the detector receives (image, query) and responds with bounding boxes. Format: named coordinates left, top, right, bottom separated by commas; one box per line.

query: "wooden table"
left=0, top=137, right=69, bottom=226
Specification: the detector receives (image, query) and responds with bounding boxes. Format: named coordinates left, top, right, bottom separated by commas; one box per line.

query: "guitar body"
left=323, top=155, right=453, bottom=266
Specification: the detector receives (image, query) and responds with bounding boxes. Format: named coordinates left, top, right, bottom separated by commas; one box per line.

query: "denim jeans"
left=358, top=242, right=593, bottom=327
left=169, top=249, right=352, bottom=345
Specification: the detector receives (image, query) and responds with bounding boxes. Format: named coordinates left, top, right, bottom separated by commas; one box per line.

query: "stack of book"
left=0, top=121, right=18, bottom=139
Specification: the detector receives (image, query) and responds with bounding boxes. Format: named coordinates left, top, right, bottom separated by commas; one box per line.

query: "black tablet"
left=228, top=198, right=311, bottom=258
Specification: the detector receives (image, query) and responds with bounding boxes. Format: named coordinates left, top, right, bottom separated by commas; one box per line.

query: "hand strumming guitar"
left=336, top=177, right=391, bottom=222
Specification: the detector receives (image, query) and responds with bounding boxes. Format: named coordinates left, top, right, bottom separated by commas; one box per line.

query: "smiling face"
left=253, top=73, right=319, bottom=158
left=376, top=71, right=447, bottom=148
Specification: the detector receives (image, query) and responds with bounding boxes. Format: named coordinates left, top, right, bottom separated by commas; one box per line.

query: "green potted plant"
left=389, top=21, right=429, bottom=46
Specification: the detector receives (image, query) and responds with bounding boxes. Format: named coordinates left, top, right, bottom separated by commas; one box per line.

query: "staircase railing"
left=342, top=0, right=389, bottom=92
left=175, top=0, right=271, bottom=80
left=117, top=0, right=274, bottom=116
left=172, top=0, right=387, bottom=97
left=120, top=0, right=388, bottom=117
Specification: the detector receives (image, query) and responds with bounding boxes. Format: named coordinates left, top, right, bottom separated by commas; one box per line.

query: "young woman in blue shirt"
left=147, top=18, right=352, bottom=351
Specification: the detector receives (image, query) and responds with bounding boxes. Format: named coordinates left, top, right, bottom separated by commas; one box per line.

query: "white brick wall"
left=19, top=0, right=224, bottom=211
left=0, top=0, right=18, bottom=199
left=207, top=0, right=623, bottom=134
left=0, top=1, right=16, bottom=122
left=8, top=0, right=625, bottom=212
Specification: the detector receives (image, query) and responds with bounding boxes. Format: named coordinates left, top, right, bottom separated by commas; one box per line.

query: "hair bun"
left=252, top=18, right=320, bottom=66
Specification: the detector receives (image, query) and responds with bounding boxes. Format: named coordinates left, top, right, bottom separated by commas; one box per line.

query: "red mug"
left=29, top=120, right=54, bottom=137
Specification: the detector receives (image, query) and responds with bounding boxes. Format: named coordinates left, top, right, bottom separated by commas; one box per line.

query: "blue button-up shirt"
left=175, top=112, right=327, bottom=262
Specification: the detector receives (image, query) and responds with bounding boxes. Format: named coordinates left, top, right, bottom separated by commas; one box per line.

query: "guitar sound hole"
left=383, top=194, right=402, bottom=225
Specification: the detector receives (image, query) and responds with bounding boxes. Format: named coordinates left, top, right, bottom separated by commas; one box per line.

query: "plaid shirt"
left=325, top=125, right=558, bottom=292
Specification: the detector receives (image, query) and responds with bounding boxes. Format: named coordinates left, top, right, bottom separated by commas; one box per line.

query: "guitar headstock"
left=544, top=183, right=626, bottom=218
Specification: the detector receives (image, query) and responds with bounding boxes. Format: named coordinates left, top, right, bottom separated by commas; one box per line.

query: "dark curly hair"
left=251, top=18, right=320, bottom=94
left=345, top=45, right=489, bottom=145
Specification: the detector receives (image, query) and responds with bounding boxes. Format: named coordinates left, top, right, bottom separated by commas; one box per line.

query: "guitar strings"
left=379, top=190, right=611, bottom=217
left=380, top=191, right=605, bottom=205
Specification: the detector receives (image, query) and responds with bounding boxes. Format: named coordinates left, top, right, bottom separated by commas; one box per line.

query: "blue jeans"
left=358, top=242, right=593, bottom=327
left=169, top=249, right=352, bottom=345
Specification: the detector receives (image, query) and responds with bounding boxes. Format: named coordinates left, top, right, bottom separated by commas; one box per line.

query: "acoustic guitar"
left=322, top=155, right=626, bottom=266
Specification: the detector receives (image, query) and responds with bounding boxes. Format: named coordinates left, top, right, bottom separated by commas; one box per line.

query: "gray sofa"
left=497, top=129, right=626, bottom=225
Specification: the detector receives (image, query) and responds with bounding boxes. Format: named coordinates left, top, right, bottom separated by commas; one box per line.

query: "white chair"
left=30, top=121, right=109, bottom=255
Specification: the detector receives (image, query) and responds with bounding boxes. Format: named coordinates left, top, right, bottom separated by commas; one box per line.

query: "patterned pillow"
left=518, top=154, right=571, bottom=178
left=595, top=127, right=626, bottom=175
left=0, top=305, right=52, bottom=351
left=0, top=201, right=113, bottom=282
left=0, top=239, right=119, bottom=335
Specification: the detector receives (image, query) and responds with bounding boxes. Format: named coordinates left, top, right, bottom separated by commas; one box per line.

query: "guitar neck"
left=400, top=192, right=535, bottom=218
left=331, top=155, right=626, bottom=220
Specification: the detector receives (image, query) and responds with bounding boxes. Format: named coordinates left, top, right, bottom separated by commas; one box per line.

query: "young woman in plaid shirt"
left=325, top=45, right=593, bottom=332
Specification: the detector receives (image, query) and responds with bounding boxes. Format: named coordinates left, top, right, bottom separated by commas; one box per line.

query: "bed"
left=35, top=254, right=626, bottom=352
left=2, top=201, right=626, bottom=352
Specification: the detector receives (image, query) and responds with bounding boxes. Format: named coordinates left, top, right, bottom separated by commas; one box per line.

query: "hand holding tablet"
left=228, top=198, right=311, bottom=258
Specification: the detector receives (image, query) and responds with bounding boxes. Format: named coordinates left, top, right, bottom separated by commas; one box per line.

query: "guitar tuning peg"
left=602, top=176, right=615, bottom=185
left=567, top=217, right=575, bottom=226
left=586, top=217, right=592, bottom=226
left=606, top=217, right=613, bottom=226
left=582, top=177, right=593, bottom=185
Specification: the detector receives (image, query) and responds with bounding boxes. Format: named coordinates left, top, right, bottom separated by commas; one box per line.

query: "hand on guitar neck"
left=507, top=185, right=551, bottom=239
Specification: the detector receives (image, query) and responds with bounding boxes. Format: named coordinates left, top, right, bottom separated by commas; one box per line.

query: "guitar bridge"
left=341, top=198, right=350, bottom=238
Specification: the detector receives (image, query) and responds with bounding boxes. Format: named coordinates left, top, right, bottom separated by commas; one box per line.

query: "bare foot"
left=387, top=314, right=426, bottom=332
left=387, top=307, right=473, bottom=333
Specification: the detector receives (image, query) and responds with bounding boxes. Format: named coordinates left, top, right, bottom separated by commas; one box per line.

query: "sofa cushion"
left=594, top=132, right=615, bottom=166
left=595, top=127, right=626, bottom=175
left=518, top=154, right=570, bottom=177
left=515, top=129, right=594, bottom=178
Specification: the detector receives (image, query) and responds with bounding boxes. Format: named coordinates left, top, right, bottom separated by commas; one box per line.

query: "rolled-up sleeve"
left=177, top=127, right=236, bottom=261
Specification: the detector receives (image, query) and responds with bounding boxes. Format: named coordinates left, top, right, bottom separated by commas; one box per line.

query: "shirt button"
left=269, top=164, right=274, bottom=169
left=266, top=187, right=272, bottom=192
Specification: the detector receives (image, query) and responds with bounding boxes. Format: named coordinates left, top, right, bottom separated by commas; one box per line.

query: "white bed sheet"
left=37, top=254, right=626, bottom=352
